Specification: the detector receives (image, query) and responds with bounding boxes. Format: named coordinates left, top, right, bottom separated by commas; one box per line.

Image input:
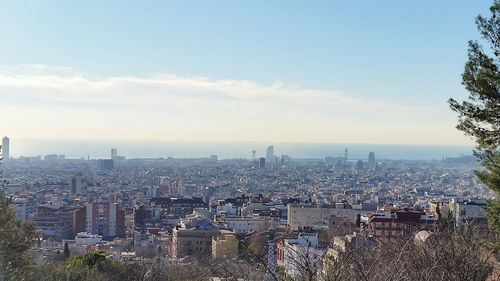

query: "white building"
left=284, top=233, right=324, bottom=279
left=451, top=198, right=487, bottom=228
left=74, top=232, right=102, bottom=245
left=223, top=216, right=268, bottom=235
left=215, top=202, right=238, bottom=217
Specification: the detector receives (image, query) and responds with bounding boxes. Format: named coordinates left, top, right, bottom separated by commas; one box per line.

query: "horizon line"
left=4, top=136, right=475, bottom=148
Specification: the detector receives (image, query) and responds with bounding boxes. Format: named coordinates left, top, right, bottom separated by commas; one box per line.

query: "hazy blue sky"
left=0, top=1, right=492, bottom=144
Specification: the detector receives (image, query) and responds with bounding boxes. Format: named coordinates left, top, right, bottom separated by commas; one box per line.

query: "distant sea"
left=7, top=138, right=475, bottom=161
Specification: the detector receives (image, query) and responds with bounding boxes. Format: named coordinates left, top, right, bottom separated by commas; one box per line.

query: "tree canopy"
left=0, top=145, right=39, bottom=281
left=449, top=0, right=500, bottom=247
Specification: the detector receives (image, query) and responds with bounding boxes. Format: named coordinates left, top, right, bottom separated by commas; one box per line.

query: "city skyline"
left=2, top=136, right=474, bottom=161
left=0, top=1, right=490, bottom=145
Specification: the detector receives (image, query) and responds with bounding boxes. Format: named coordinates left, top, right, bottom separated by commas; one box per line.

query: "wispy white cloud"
left=0, top=64, right=470, bottom=144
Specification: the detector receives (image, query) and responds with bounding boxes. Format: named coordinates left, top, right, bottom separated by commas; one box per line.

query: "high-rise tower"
left=2, top=136, right=10, bottom=160
left=368, top=152, right=376, bottom=167
left=111, top=148, right=118, bottom=160
left=71, top=174, right=87, bottom=195
left=344, top=148, right=348, bottom=162
left=259, top=157, right=266, bottom=169
left=266, top=145, right=274, bottom=166
left=252, top=150, right=256, bottom=160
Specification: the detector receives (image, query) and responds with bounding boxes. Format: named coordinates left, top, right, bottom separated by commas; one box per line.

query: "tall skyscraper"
left=252, top=150, right=256, bottom=160
left=2, top=136, right=9, bottom=160
left=259, top=157, right=266, bottom=169
left=344, top=148, right=348, bottom=162
left=266, top=145, right=274, bottom=165
left=111, top=148, right=118, bottom=160
left=368, top=152, right=376, bottom=167
left=71, top=174, right=86, bottom=195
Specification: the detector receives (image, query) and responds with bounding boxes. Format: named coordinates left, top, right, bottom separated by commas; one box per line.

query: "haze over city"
left=0, top=1, right=490, bottom=146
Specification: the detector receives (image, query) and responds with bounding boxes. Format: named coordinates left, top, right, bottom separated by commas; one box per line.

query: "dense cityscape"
left=1, top=0, right=499, bottom=280
left=1, top=136, right=495, bottom=279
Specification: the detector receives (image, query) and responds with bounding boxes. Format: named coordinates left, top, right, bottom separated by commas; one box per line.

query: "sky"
left=0, top=0, right=492, bottom=145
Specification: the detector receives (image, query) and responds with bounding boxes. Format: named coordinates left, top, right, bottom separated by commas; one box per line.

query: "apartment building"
left=368, top=208, right=436, bottom=241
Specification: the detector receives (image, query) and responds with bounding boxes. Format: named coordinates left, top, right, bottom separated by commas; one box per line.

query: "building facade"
left=266, top=145, right=274, bottom=166
left=287, top=203, right=376, bottom=230
left=33, top=204, right=74, bottom=240
left=283, top=233, right=324, bottom=279
left=212, top=229, right=238, bottom=259
left=171, top=227, right=218, bottom=259
left=368, top=208, right=436, bottom=241
left=71, top=175, right=86, bottom=195
left=85, top=201, right=126, bottom=239
left=223, top=216, right=268, bottom=235
left=2, top=136, right=9, bottom=160
left=111, top=148, right=117, bottom=160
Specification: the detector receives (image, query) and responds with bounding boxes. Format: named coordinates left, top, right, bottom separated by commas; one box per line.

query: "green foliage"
left=69, top=252, right=108, bottom=269
left=0, top=145, right=39, bottom=281
left=0, top=193, right=38, bottom=281
left=476, top=155, right=500, bottom=239
left=449, top=1, right=500, bottom=154
left=36, top=252, right=127, bottom=281
left=449, top=0, right=500, bottom=244
left=35, top=253, right=217, bottom=281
